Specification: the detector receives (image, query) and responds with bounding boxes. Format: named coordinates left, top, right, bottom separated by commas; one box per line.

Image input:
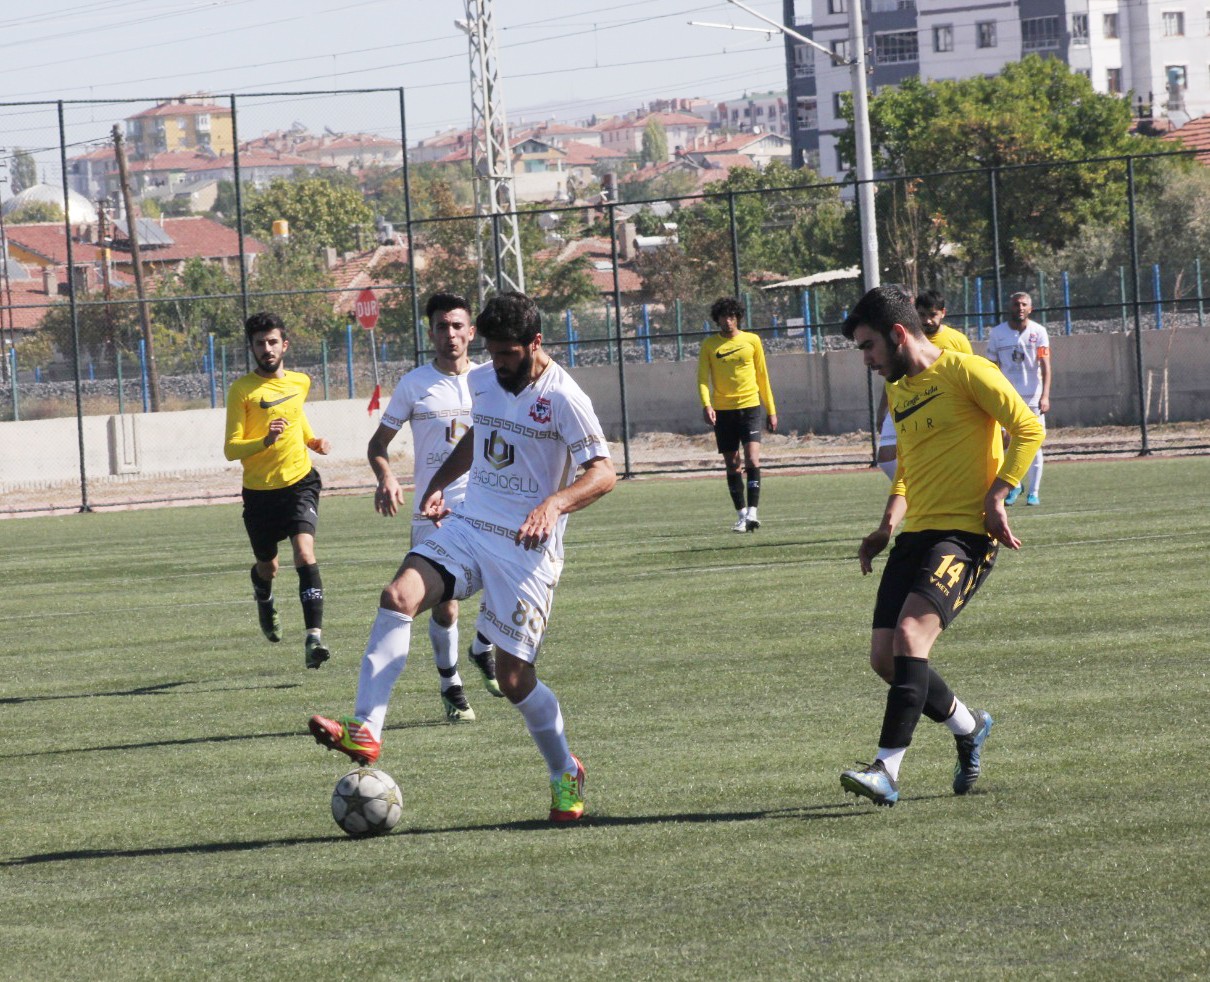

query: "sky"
left=0, top=0, right=791, bottom=187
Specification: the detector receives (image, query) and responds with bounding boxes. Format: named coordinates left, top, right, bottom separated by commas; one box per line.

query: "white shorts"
left=409, top=514, right=559, bottom=663
left=878, top=411, right=897, bottom=449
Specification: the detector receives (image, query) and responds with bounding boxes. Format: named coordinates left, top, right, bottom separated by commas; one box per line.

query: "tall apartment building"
left=789, top=0, right=1210, bottom=182
left=782, top=1, right=820, bottom=171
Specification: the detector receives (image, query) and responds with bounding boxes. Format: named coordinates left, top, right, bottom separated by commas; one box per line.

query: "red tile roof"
left=328, top=243, right=411, bottom=315
left=1161, top=114, right=1210, bottom=162
left=5, top=224, right=104, bottom=265
left=129, top=101, right=230, bottom=119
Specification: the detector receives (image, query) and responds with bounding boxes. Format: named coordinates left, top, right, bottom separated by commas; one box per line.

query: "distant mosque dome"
left=1, top=182, right=98, bottom=224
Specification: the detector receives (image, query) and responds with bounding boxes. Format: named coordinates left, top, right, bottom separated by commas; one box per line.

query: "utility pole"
left=458, top=0, right=525, bottom=301
left=112, top=125, right=161, bottom=411
left=0, top=153, right=13, bottom=381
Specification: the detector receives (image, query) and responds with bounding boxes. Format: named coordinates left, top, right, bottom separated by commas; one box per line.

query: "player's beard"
left=884, top=341, right=911, bottom=383
left=494, top=350, right=533, bottom=393
left=256, top=352, right=282, bottom=374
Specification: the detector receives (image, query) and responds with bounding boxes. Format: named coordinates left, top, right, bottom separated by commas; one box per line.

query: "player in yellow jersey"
left=224, top=312, right=332, bottom=670
left=838, top=286, right=1044, bottom=807
left=874, top=290, right=974, bottom=479
left=696, top=297, right=778, bottom=532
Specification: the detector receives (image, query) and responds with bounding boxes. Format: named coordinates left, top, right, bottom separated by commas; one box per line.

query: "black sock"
left=745, top=466, right=761, bottom=509
left=726, top=471, right=745, bottom=510
left=879, top=656, right=930, bottom=749
left=921, top=667, right=956, bottom=724
left=250, top=566, right=273, bottom=604
left=297, top=563, right=323, bottom=631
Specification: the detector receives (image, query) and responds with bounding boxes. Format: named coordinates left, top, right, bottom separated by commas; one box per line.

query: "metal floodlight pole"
left=709, top=0, right=880, bottom=290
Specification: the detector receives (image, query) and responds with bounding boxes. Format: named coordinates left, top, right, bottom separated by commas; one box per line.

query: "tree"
left=837, top=55, right=1149, bottom=277
left=641, top=117, right=669, bottom=166
left=10, top=148, right=37, bottom=195
left=242, top=177, right=375, bottom=254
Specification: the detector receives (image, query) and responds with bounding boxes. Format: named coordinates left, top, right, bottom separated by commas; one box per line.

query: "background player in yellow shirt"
left=696, top=297, right=778, bottom=533
left=224, top=312, right=332, bottom=669
left=874, top=289, right=973, bottom=479
left=839, top=286, right=1044, bottom=807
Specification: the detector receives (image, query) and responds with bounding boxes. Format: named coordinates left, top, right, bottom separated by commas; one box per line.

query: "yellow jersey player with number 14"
left=224, top=311, right=332, bottom=670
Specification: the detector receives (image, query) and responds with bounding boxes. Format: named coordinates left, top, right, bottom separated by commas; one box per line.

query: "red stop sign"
left=355, top=288, right=380, bottom=329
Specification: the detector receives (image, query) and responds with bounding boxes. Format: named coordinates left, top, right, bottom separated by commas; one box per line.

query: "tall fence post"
left=988, top=165, right=1003, bottom=322
left=220, top=343, right=228, bottom=404
left=1127, top=157, right=1150, bottom=456
left=1062, top=271, right=1072, bottom=336
left=962, top=277, right=971, bottom=335
left=607, top=203, right=633, bottom=477
left=640, top=304, right=652, bottom=363
left=1038, top=270, right=1048, bottom=326
left=727, top=191, right=742, bottom=299
left=802, top=289, right=814, bottom=353
left=1118, top=266, right=1128, bottom=332
left=975, top=276, right=985, bottom=341
left=116, top=349, right=125, bottom=415
left=605, top=306, right=614, bottom=365
left=345, top=322, right=355, bottom=398
left=565, top=309, right=576, bottom=368
left=1153, top=263, right=1163, bottom=330
left=321, top=338, right=330, bottom=400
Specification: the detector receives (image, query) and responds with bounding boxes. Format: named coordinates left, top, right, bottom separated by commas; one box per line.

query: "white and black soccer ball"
left=331, top=767, right=403, bottom=838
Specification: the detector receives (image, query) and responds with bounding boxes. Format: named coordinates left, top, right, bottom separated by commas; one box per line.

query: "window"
left=795, top=96, right=818, bottom=130
left=828, top=0, right=848, bottom=13
left=794, top=43, right=815, bottom=78
left=1107, top=67, right=1123, bottom=93
left=1022, top=16, right=1060, bottom=51
left=1167, top=64, right=1188, bottom=88
left=833, top=92, right=847, bottom=119
left=1103, top=12, right=1119, bottom=38
left=1161, top=11, right=1185, bottom=35
left=933, top=24, right=954, bottom=52
left=831, top=39, right=851, bottom=61
left=835, top=147, right=849, bottom=172
left=1072, top=13, right=1089, bottom=45
left=874, top=30, right=919, bottom=64
left=805, top=149, right=821, bottom=171
left=196, top=114, right=211, bottom=131
left=977, top=21, right=997, bottom=48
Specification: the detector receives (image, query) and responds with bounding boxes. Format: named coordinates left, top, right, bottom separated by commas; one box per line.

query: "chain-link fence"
left=1, top=89, right=1207, bottom=515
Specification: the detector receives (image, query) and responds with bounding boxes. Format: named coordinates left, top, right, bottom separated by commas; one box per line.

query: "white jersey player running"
left=367, top=293, right=502, bottom=723
left=311, top=291, right=617, bottom=824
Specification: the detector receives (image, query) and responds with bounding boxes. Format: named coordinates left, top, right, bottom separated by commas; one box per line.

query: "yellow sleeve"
left=696, top=342, right=713, bottom=408
left=299, top=376, right=317, bottom=445
left=752, top=335, right=776, bottom=414
left=964, top=358, right=1045, bottom=487
left=223, top=380, right=265, bottom=461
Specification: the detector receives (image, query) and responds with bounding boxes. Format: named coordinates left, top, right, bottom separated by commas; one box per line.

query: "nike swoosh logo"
left=892, top=392, right=942, bottom=423
left=715, top=347, right=742, bottom=359
left=259, top=394, right=297, bottom=409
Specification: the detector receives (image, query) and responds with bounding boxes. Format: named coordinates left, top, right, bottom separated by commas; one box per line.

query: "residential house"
left=125, top=96, right=234, bottom=159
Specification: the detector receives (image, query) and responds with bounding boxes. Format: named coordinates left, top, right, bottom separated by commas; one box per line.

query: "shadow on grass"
left=0, top=679, right=300, bottom=706
left=0, top=719, right=446, bottom=760
left=1, top=801, right=878, bottom=867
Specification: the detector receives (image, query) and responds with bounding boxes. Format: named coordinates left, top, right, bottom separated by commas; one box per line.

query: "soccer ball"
left=331, top=767, right=403, bottom=838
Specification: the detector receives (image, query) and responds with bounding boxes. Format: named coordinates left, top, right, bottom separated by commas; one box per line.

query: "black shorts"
left=872, top=529, right=998, bottom=630
left=242, top=468, right=322, bottom=562
left=713, top=406, right=763, bottom=455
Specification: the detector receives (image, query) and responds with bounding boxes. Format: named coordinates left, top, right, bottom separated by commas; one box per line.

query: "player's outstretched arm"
left=368, top=424, right=405, bottom=517
left=515, top=455, right=617, bottom=550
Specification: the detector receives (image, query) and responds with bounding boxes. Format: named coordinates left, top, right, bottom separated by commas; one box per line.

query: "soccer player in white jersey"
left=367, top=293, right=502, bottom=724
left=986, top=292, right=1051, bottom=506
left=310, top=291, right=617, bottom=822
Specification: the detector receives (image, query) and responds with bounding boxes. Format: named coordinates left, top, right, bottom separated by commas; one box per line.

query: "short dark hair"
left=476, top=291, right=541, bottom=346
left=842, top=285, right=923, bottom=341
left=424, top=292, right=472, bottom=323
left=710, top=297, right=744, bottom=324
left=915, top=289, right=946, bottom=313
left=245, top=311, right=286, bottom=342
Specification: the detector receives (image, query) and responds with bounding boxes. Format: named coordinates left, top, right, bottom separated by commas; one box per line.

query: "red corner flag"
left=367, top=384, right=381, bottom=415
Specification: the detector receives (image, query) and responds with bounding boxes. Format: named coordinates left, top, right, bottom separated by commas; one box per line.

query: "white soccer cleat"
left=731, top=509, right=749, bottom=533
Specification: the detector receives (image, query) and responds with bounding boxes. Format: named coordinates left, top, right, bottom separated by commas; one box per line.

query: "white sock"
left=878, top=458, right=898, bottom=480
left=875, top=746, right=907, bottom=782
left=746, top=506, right=758, bottom=521
left=429, top=619, right=461, bottom=690
left=515, top=681, right=575, bottom=780
left=737, top=507, right=747, bottom=521
left=1027, top=451, right=1043, bottom=495
left=945, top=699, right=977, bottom=736
left=470, top=634, right=495, bottom=656
left=353, top=608, right=412, bottom=741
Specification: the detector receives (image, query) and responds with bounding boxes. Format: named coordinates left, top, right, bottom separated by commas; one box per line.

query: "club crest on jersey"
left=446, top=419, right=469, bottom=444
left=483, top=429, right=515, bottom=470
left=528, top=396, right=552, bottom=425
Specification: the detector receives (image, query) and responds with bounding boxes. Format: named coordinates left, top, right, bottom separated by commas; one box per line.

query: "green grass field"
left=2, top=458, right=1207, bottom=980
